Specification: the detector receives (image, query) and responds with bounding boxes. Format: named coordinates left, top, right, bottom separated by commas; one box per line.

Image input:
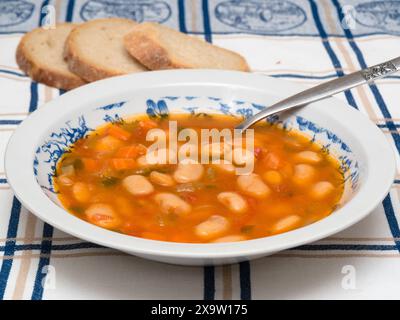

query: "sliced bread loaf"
left=16, top=23, right=86, bottom=90
left=64, top=18, right=147, bottom=82
left=124, top=22, right=250, bottom=71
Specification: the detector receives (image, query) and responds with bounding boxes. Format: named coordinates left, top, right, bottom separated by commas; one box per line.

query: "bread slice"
left=16, top=23, right=86, bottom=90
left=124, top=22, right=250, bottom=72
left=64, top=18, right=147, bottom=82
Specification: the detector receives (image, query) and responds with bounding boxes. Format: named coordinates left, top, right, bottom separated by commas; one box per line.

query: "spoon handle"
left=236, top=56, right=400, bottom=131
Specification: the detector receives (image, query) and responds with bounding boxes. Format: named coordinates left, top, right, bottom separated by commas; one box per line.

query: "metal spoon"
left=236, top=57, right=400, bottom=132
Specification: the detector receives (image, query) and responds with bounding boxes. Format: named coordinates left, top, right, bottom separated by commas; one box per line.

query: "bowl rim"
left=4, top=70, right=396, bottom=260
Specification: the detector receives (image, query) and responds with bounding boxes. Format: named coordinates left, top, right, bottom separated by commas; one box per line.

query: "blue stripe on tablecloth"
left=239, top=261, right=251, bottom=300
left=0, top=31, right=27, bottom=34
left=331, top=0, right=400, bottom=253
left=65, top=0, right=75, bottom=23
left=0, top=243, right=103, bottom=251
left=0, top=197, right=21, bottom=299
left=0, top=120, right=22, bottom=125
left=28, top=82, right=38, bottom=113
left=177, top=0, right=187, bottom=34
left=378, top=124, right=400, bottom=128
left=202, top=0, right=212, bottom=43
left=49, top=242, right=103, bottom=250
left=31, top=223, right=53, bottom=300
left=203, top=266, right=215, bottom=300
left=296, top=244, right=398, bottom=251
left=0, top=69, right=27, bottom=78
left=382, top=195, right=400, bottom=252
left=308, top=0, right=357, bottom=110
left=39, top=0, right=50, bottom=26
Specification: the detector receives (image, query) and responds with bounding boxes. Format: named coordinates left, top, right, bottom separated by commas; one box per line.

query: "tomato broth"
left=54, top=113, right=344, bottom=243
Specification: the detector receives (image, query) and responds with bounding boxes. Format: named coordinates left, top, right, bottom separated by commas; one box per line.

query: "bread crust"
left=64, top=18, right=145, bottom=82
left=64, top=41, right=120, bottom=82
left=124, top=23, right=250, bottom=72
left=124, top=33, right=184, bottom=70
left=16, top=24, right=86, bottom=90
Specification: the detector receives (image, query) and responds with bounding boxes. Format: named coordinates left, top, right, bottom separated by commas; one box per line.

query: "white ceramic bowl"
left=5, top=70, right=395, bottom=266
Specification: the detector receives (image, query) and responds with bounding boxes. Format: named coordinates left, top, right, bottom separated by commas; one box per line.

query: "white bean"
left=292, top=164, right=315, bottom=185
left=237, top=173, right=270, bottom=199
left=195, top=215, right=230, bottom=239
left=72, top=182, right=91, bottom=203
left=310, top=181, right=335, bottom=199
left=60, top=164, right=74, bottom=176
left=212, top=235, right=247, bottom=243
left=272, top=215, right=301, bottom=233
left=173, top=162, right=204, bottom=183
left=154, top=192, right=191, bottom=215
left=123, top=175, right=154, bottom=196
left=211, top=161, right=236, bottom=174
left=217, top=192, right=248, bottom=214
left=149, top=171, right=175, bottom=187
left=58, top=175, right=74, bottom=186
left=294, top=151, right=322, bottom=164
left=85, top=203, right=120, bottom=229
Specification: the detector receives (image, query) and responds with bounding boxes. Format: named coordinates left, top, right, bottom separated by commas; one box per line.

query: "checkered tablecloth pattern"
left=1, top=0, right=400, bottom=300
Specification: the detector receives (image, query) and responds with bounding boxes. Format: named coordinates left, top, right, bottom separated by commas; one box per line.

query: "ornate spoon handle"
left=236, top=57, right=400, bottom=132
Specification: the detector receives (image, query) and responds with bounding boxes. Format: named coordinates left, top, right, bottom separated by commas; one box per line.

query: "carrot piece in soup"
left=115, top=145, right=146, bottom=159
left=111, top=158, right=137, bottom=170
left=108, top=125, right=131, bottom=141
left=82, top=158, right=101, bottom=172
